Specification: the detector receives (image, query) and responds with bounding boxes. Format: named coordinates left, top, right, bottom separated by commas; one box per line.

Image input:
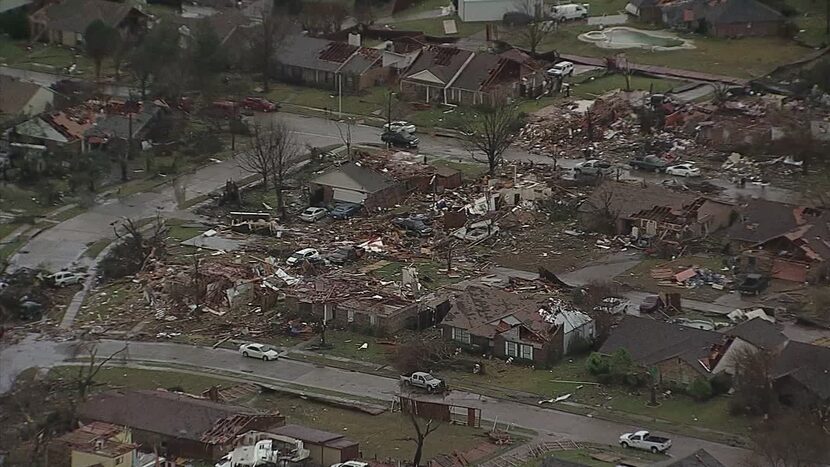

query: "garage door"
left=332, top=188, right=366, bottom=204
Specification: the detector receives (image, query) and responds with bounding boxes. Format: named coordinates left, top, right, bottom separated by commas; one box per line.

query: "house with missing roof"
left=78, top=389, right=285, bottom=461
left=308, top=162, right=404, bottom=209
left=274, top=35, right=391, bottom=93
left=400, top=46, right=544, bottom=106
left=0, top=76, right=58, bottom=122
left=29, top=0, right=149, bottom=46
left=727, top=199, right=829, bottom=283
left=578, top=181, right=734, bottom=240
left=625, top=0, right=785, bottom=38
left=50, top=422, right=137, bottom=467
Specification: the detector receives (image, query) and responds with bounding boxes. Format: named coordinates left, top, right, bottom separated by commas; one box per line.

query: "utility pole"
left=337, top=73, right=342, bottom=118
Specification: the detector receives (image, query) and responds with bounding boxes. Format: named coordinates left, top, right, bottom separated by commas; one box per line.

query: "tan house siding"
left=656, top=358, right=703, bottom=386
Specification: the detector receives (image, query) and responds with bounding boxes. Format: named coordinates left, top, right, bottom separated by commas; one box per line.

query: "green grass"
left=316, top=330, right=395, bottom=365
left=249, top=392, right=498, bottom=462
left=448, top=357, right=750, bottom=436
left=0, top=184, right=52, bottom=216
left=531, top=447, right=667, bottom=467
left=166, top=219, right=206, bottom=242
left=48, top=366, right=226, bottom=394
left=373, top=260, right=463, bottom=291
left=0, top=223, right=22, bottom=241
left=0, top=38, right=95, bottom=76
left=572, top=73, right=683, bottom=97
left=269, top=84, right=391, bottom=117
left=392, top=16, right=489, bottom=37
left=83, top=238, right=112, bottom=259
left=532, top=22, right=811, bottom=78
left=786, top=0, right=830, bottom=47
left=0, top=237, right=25, bottom=262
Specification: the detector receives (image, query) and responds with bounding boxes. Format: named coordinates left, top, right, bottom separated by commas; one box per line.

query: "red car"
left=208, top=100, right=240, bottom=118
left=242, top=97, right=279, bottom=112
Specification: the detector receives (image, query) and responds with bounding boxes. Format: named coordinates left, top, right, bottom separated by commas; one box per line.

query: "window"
left=347, top=310, right=355, bottom=323
left=520, top=344, right=533, bottom=361
left=452, top=327, right=471, bottom=344
left=116, top=456, right=123, bottom=465
left=505, top=341, right=518, bottom=357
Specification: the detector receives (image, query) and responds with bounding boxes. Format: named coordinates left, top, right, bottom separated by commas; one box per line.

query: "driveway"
left=0, top=336, right=750, bottom=465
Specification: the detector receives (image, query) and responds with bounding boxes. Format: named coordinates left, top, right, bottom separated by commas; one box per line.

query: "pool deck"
left=559, top=53, right=749, bottom=86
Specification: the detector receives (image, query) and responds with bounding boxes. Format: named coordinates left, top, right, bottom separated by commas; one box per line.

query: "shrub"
left=586, top=352, right=610, bottom=375
left=688, top=377, right=713, bottom=401
left=608, top=348, right=634, bottom=376
left=710, top=372, right=732, bottom=395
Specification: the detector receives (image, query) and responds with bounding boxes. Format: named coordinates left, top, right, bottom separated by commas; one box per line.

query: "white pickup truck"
left=400, top=372, right=445, bottom=393
left=619, top=430, right=672, bottom=453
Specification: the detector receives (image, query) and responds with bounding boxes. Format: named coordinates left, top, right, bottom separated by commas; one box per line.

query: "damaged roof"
left=771, top=341, right=830, bottom=401
left=78, top=389, right=272, bottom=443
left=599, top=315, right=724, bottom=375
left=727, top=199, right=801, bottom=244
left=440, top=283, right=546, bottom=339
left=705, top=0, right=784, bottom=24
left=0, top=76, right=51, bottom=116
left=35, top=0, right=144, bottom=34
left=579, top=181, right=697, bottom=220
left=310, top=162, right=396, bottom=194
left=725, top=317, right=787, bottom=350
left=451, top=54, right=515, bottom=92
left=403, top=46, right=474, bottom=86
left=276, top=35, right=380, bottom=74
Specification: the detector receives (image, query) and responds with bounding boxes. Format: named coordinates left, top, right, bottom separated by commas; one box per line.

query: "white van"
left=550, top=3, right=589, bottom=20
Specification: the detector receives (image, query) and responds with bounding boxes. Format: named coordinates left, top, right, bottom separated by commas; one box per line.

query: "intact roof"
left=78, top=389, right=265, bottom=442
left=599, top=315, right=724, bottom=374
left=0, top=76, right=46, bottom=115
left=85, top=104, right=160, bottom=140
left=705, top=0, right=783, bottom=24
left=38, top=0, right=142, bottom=34
left=579, top=181, right=697, bottom=220
left=310, top=162, right=396, bottom=194
left=771, top=341, right=830, bottom=400
left=270, top=424, right=349, bottom=444
left=451, top=53, right=507, bottom=92
left=727, top=199, right=800, bottom=244
left=440, top=284, right=544, bottom=338
left=14, top=117, right=70, bottom=143
left=403, top=46, right=474, bottom=86
left=725, top=317, right=787, bottom=350
left=663, top=449, right=726, bottom=467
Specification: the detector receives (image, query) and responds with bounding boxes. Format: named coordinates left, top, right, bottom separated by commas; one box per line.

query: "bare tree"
left=730, top=346, right=775, bottom=416
left=239, top=121, right=300, bottom=218
left=400, top=411, right=441, bottom=467
left=518, top=19, right=550, bottom=55
left=459, top=104, right=523, bottom=175
left=71, top=341, right=128, bottom=399
left=251, top=13, right=285, bottom=92
left=336, top=118, right=354, bottom=160
left=100, top=216, right=168, bottom=279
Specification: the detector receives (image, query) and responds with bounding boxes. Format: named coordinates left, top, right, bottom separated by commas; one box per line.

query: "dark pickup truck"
left=736, top=273, right=769, bottom=296
left=629, top=155, right=668, bottom=172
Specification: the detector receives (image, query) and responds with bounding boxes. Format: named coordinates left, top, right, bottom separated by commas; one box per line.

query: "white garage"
left=458, top=0, right=541, bottom=22
left=332, top=187, right=367, bottom=204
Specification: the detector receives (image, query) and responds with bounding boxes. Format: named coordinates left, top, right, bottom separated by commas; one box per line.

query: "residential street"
left=0, top=335, right=750, bottom=465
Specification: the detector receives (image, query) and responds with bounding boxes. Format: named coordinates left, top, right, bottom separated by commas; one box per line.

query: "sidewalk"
left=559, top=54, right=749, bottom=86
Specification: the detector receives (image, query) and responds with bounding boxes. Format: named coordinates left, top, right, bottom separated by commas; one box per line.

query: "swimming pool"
left=578, top=27, right=695, bottom=51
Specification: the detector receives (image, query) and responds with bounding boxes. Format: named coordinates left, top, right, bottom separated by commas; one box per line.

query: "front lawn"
left=0, top=38, right=95, bottom=77
left=572, top=73, right=683, bottom=97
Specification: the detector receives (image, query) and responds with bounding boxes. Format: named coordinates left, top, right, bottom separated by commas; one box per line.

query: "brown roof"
left=78, top=389, right=268, bottom=443
left=403, top=46, right=474, bottom=85
left=37, top=0, right=143, bottom=34
left=56, top=422, right=136, bottom=458
left=771, top=341, right=830, bottom=400
left=270, top=424, right=351, bottom=445
left=451, top=53, right=509, bottom=92
left=0, top=76, right=45, bottom=116
left=578, top=181, right=696, bottom=220
left=599, top=315, right=725, bottom=375
left=440, top=284, right=544, bottom=339
left=727, top=199, right=801, bottom=244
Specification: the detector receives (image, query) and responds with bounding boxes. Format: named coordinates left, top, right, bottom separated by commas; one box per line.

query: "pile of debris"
left=651, top=265, right=731, bottom=290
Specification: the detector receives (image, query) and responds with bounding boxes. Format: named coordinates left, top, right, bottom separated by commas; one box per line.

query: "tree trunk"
left=412, top=441, right=424, bottom=467
left=120, top=159, right=128, bottom=182
left=261, top=172, right=269, bottom=190
left=275, top=182, right=285, bottom=218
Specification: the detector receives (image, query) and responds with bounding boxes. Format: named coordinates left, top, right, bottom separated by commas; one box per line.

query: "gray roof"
left=14, top=117, right=69, bottom=143
left=166, top=10, right=252, bottom=43
left=599, top=315, right=724, bottom=375
left=310, top=162, right=395, bottom=194
left=450, top=53, right=504, bottom=92
left=85, top=103, right=160, bottom=140
left=725, top=318, right=787, bottom=350
left=727, top=199, right=800, bottom=244
left=771, top=341, right=830, bottom=400
left=0, top=76, right=46, bottom=116
left=38, top=0, right=142, bottom=34
left=337, top=48, right=381, bottom=75
left=270, top=424, right=351, bottom=445
left=578, top=181, right=696, bottom=219
left=276, top=35, right=381, bottom=75
left=705, top=0, right=784, bottom=24
left=403, top=46, right=474, bottom=86
left=661, top=449, right=726, bottom=467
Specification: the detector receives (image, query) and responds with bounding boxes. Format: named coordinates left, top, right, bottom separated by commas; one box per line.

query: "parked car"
left=400, top=372, right=445, bottom=393
left=574, top=159, right=614, bottom=176
left=665, top=163, right=701, bottom=177
left=242, top=96, right=279, bottom=112
left=331, top=462, right=369, bottom=467
left=299, top=206, right=328, bottom=222
left=49, top=271, right=84, bottom=287
left=381, top=130, right=419, bottom=148
left=639, top=295, right=662, bottom=313
left=619, top=431, right=672, bottom=453
left=736, top=273, right=769, bottom=296
left=546, top=61, right=575, bottom=78
left=392, top=217, right=433, bottom=237
left=239, top=343, right=280, bottom=361
left=325, top=246, right=363, bottom=265
left=629, top=155, right=668, bottom=172
left=207, top=100, right=240, bottom=118
left=382, top=120, right=416, bottom=134
left=550, top=3, right=589, bottom=20
left=329, top=203, right=363, bottom=220
left=286, top=248, right=321, bottom=266
left=17, top=300, right=43, bottom=321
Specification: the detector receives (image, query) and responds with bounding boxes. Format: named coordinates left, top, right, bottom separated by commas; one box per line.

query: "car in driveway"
left=299, top=206, right=328, bottom=222
left=392, top=217, right=433, bottom=237
left=736, top=273, right=769, bottom=296
left=329, top=203, right=363, bottom=219
left=239, top=343, right=279, bottom=361
left=629, top=155, right=668, bottom=172
left=49, top=271, right=85, bottom=287
left=381, top=130, right=419, bottom=148
left=665, top=163, right=701, bottom=177
left=382, top=120, right=416, bottom=134
left=574, top=159, right=614, bottom=176
left=286, top=248, right=321, bottom=266
left=242, top=96, right=279, bottom=112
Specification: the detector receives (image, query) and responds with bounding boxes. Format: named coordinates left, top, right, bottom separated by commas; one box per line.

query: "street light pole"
left=337, top=73, right=342, bottom=118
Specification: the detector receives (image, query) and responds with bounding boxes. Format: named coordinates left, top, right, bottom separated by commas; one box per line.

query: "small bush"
left=710, top=372, right=733, bottom=395
left=688, top=377, right=714, bottom=401
left=586, top=352, right=610, bottom=375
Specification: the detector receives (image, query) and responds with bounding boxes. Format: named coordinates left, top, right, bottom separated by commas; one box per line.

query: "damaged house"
left=436, top=275, right=592, bottom=365
left=29, top=0, right=149, bottom=46
left=728, top=199, right=829, bottom=283
left=309, top=162, right=405, bottom=208
left=625, top=0, right=785, bottom=38
left=578, top=182, right=733, bottom=240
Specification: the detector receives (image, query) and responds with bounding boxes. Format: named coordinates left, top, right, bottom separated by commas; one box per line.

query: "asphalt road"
left=0, top=335, right=750, bottom=465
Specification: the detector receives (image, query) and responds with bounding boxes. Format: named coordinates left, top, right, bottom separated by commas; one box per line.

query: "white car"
left=50, top=271, right=84, bottom=287
left=299, top=207, right=327, bottom=222
left=239, top=343, right=280, bottom=361
left=382, top=121, right=416, bottom=134
left=665, top=163, right=701, bottom=177
left=546, top=61, right=574, bottom=78
left=286, top=248, right=321, bottom=266
left=574, top=159, right=614, bottom=176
